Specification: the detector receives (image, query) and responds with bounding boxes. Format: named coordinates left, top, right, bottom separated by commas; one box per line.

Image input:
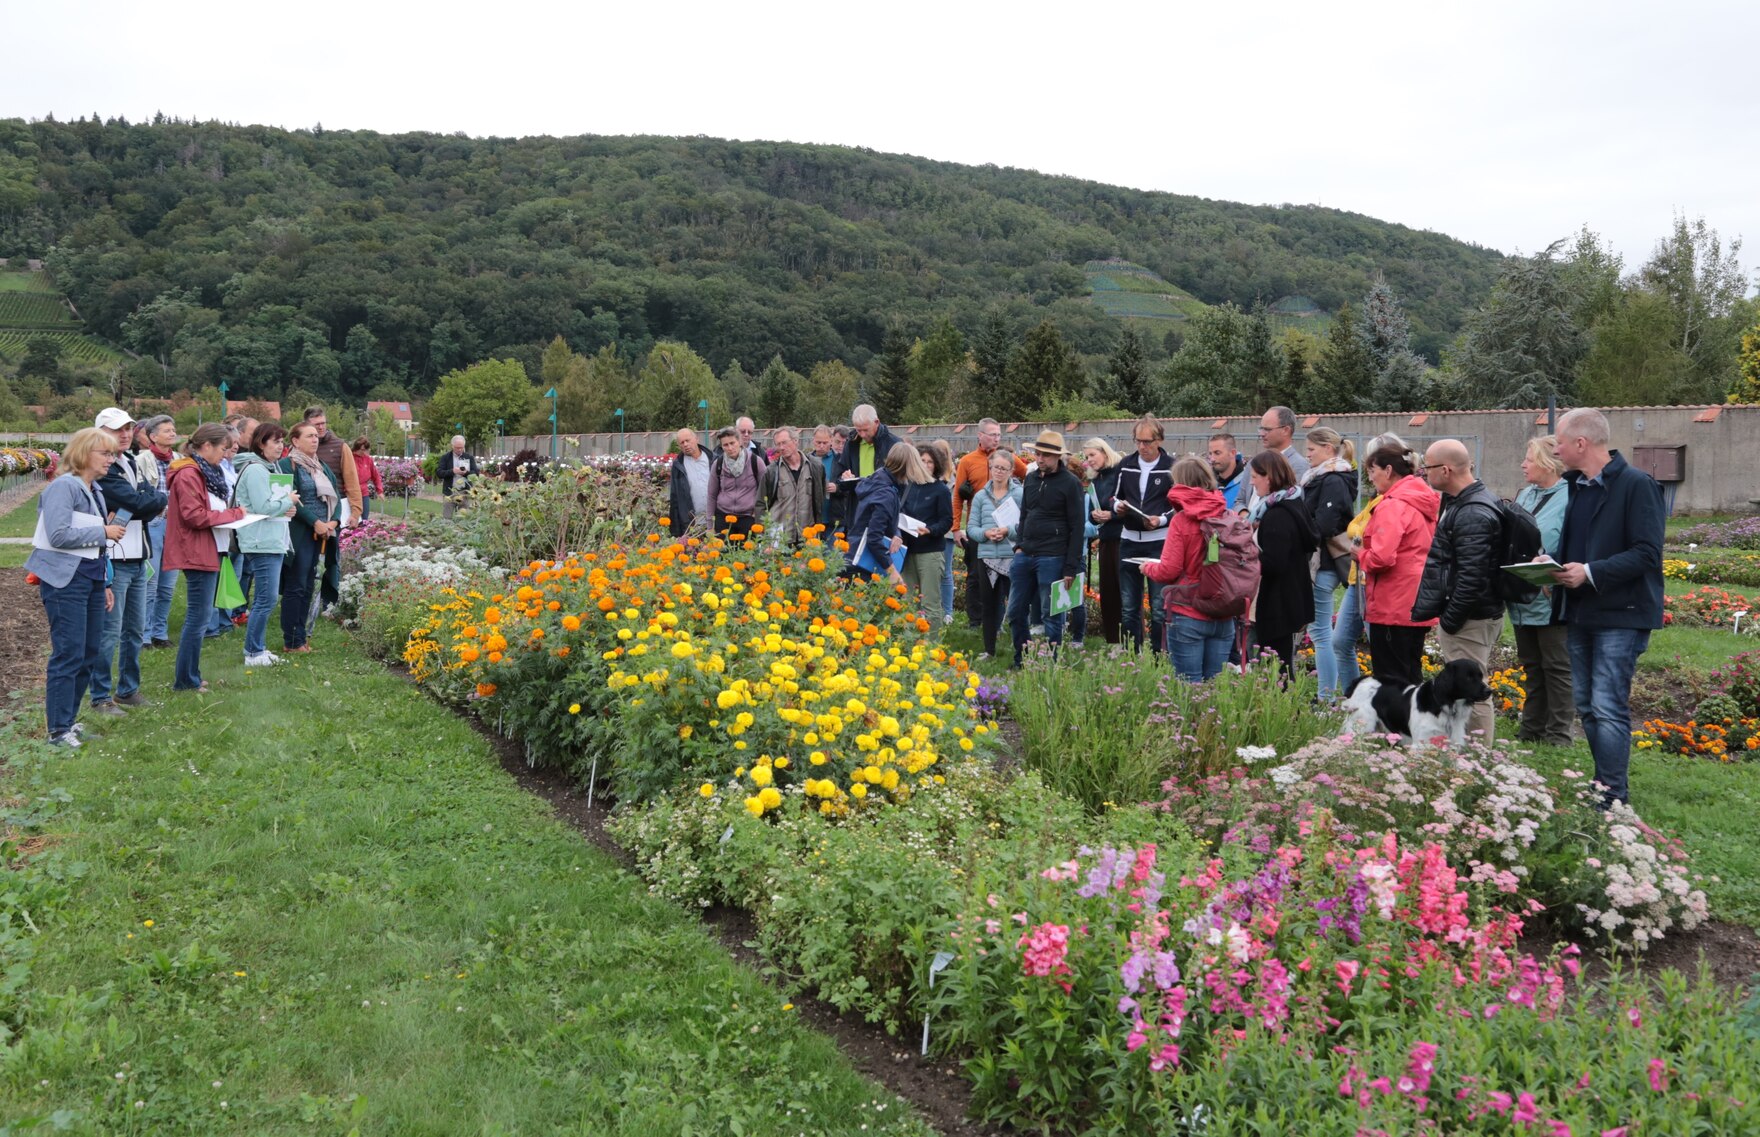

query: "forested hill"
left=0, top=117, right=1506, bottom=400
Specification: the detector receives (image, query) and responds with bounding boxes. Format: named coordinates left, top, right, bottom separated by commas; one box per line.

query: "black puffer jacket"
left=1410, top=479, right=1504, bottom=633
left=1016, top=462, right=1086, bottom=578
left=1304, top=465, right=1359, bottom=579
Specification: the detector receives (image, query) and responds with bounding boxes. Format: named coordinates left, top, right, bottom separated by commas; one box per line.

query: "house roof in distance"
left=367, top=400, right=413, bottom=419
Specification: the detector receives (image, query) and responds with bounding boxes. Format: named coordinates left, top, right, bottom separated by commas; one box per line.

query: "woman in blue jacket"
left=965, top=449, right=1022, bottom=660
left=26, top=429, right=126, bottom=747
left=234, top=424, right=299, bottom=666
left=843, top=442, right=913, bottom=587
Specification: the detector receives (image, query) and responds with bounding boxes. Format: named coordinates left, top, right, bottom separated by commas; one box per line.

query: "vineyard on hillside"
left=0, top=269, right=124, bottom=365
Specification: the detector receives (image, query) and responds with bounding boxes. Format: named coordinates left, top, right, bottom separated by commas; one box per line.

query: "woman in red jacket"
left=1354, top=445, right=1440, bottom=688
left=1142, top=457, right=1233, bottom=682
left=164, top=422, right=246, bottom=692
left=351, top=438, right=383, bottom=521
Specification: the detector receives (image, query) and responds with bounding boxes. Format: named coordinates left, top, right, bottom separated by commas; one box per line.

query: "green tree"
left=538, top=335, right=576, bottom=391
left=420, top=358, right=537, bottom=450
left=796, top=359, right=862, bottom=427
left=870, top=330, right=913, bottom=423
left=1101, top=326, right=1150, bottom=411
left=1634, top=214, right=1749, bottom=401
left=1732, top=317, right=1760, bottom=404
left=755, top=354, right=800, bottom=427
left=1304, top=303, right=1376, bottom=412
left=1369, top=349, right=1434, bottom=412
left=17, top=336, right=63, bottom=384
left=904, top=318, right=968, bottom=424
left=1355, top=280, right=1411, bottom=371
left=631, top=342, right=727, bottom=433
left=1439, top=247, right=1584, bottom=409
left=1241, top=303, right=1284, bottom=410
left=364, top=406, right=407, bottom=454
left=1158, top=304, right=1252, bottom=416
left=1001, top=320, right=1082, bottom=419
left=971, top=312, right=1014, bottom=408
left=549, top=346, right=622, bottom=432
left=719, top=359, right=756, bottom=415
left=1574, top=291, right=1695, bottom=407
left=1278, top=328, right=1319, bottom=407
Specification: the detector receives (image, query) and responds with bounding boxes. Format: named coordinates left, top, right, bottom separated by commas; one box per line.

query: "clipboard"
left=1502, top=559, right=1562, bottom=586
left=1049, top=572, right=1087, bottom=616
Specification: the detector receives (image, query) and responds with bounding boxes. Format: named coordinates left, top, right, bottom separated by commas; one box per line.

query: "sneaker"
left=232, top=614, right=249, bottom=627
left=976, top=652, right=992, bottom=661
left=943, top=613, right=955, bottom=625
left=66, top=722, right=91, bottom=739
left=244, top=652, right=277, bottom=667
left=148, top=638, right=172, bottom=649
left=90, top=701, right=127, bottom=717
left=116, top=692, right=151, bottom=707
left=1030, top=624, right=1046, bottom=636
left=47, top=732, right=82, bottom=749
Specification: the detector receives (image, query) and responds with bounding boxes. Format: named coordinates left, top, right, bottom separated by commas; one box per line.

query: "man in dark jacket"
left=1007, top=430, right=1086, bottom=667
left=1114, top=415, right=1176, bottom=655
left=668, top=428, right=712, bottom=538
left=1550, top=408, right=1664, bottom=806
left=839, top=405, right=901, bottom=491
left=1410, top=439, right=1503, bottom=742
left=436, top=435, right=478, bottom=519
left=91, top=408, right=168, bottom=713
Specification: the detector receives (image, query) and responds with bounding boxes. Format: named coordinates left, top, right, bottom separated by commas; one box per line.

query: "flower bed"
left=1663, top=585, right=1758, bottom=629
left=1662, top=550, right=1760, bottom=589
left=0, top=444, right=59, bottom=478
left=1673, top=516, right=1760, bottom=550
left=395, top=527, right=996, bottom=808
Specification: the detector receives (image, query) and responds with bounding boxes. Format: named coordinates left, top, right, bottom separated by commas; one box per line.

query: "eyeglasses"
left=1133, top=436, right=1157, bottom=445
left=1423, top=464, right=1451, bottom=472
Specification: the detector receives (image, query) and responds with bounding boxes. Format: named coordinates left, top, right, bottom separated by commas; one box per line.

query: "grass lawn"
left=0, top=614, right=932, bottom=1134
left=0, top=484, right=44, bottom=538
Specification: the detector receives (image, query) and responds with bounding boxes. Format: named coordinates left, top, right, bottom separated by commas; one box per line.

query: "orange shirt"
left=954, top=447, right=1029, bottom=527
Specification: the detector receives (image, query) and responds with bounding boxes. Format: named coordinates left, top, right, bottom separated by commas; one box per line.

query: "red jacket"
left=1358, top=474, right=1440, bottom=627
left=354, top=451, right=383, bottom=498
left=1142, top=484, right=1227, bottom=620
left=162, top=459, right=246, bottom=573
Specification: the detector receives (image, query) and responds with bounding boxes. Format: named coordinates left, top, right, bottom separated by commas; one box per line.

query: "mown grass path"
left=0, top=616, right=933, bottom=1136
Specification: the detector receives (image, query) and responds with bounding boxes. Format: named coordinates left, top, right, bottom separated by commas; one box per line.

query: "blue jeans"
left=92, top=559, right=148, bottom=704
left=1118, top=538, right=1166, bottom=654
left=1567, top=626, right=1650, bottom=806
left=282, top=531, right=321, bottom=649
left=940, top=542, right=955, bottom=621
left=41, top=571, right=106, bottom=738
left=147, top=516, right=180, bottom=642
left=1007, top=554, right=1069, bottom=667
left=244, top=552, right=285, bottom=656
left=174, top=569, right=219, bottom=690
left=1333, top=582, right=1365, bottom=688
left=1309, top=567, right=1341, bottom=697
left=1166, top=613, right=1234, bottom=682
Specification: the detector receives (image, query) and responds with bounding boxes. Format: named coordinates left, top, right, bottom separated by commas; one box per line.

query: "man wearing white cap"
left=89, top=407, right=168, bottom=713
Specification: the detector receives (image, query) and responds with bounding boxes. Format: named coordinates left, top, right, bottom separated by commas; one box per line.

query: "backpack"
left=1166, top=513, right=1261, bottom=620
left=1494, top=498, right=1545, bottom=602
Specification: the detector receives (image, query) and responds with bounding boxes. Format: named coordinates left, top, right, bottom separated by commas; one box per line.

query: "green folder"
left=1048, top=572, right=1087, bottom=616
left=269, top=472, right=294, bottom=491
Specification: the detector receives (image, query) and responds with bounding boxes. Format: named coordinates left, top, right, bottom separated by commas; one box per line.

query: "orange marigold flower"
left=561, top=615, right=582, bottom=631
left=807, top=558, right=826, bottom=572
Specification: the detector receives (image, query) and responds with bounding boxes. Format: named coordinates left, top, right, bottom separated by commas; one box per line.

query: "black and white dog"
left=1340, top=659, right=1495, bottom=750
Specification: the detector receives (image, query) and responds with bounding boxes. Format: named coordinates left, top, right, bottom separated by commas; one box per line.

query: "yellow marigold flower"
left=758, top=787, right=781, bottom=809
left=959, top=737, right=974, bottom=751
left=849, top=783, right=868, bottom=799
left=699, top=783, right=715, bottom=798
left=671, top=641, right=694, bottom=659
left=617, top=628, right=634, bottom=641
left=750, top=764, right=774, bottom=787
left=744, top=796, right=765, bottom=817
left=803, top=731, right=819, bottom=745
left=809, top=751, right=827, bottom=765
left=569, top=703, right=582, bottom=715
left=863, top=765, right=883, bottom=784
left=679, top=725, right=693, bottom=739
left=716, top=689, right=740, bottom=710
left=773, top=756, right=789, bottom=768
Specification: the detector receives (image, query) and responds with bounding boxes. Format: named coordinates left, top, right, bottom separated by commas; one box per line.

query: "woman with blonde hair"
left=1302, top=426, right=1359, bottom=697
left=1510, top=435, right=1574, bottom=744
left=1081, top=437, right=1124, bottom=644
left=26, top=428, right=126, bottom=745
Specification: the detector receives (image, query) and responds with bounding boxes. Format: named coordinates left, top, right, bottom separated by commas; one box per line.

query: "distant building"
left=366, top=400, right=414, bottom=431
left=226, top=399, right=283, bottom=420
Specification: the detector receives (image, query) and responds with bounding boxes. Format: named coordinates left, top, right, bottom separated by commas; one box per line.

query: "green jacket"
left=276, top=454, right=342, bottom=534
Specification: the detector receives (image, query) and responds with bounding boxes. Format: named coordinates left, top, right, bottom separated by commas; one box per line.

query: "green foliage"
left=1003, top=320, right=1084, bottom=419
left=1007, top=646, right=1328, bottom=811
left=1440, top=242, right=1586, bottom=409
left=7, top=119, right=1506, bottom=398
left=1158, top=303, right=1258, bottom=416
left=630, top=341, right=726, bottom=433
left=419, top=358, right=535, bottom=449
left=902, top=318, right=968, bottom=424
left=755, top=354, right=800, bottom=427
left=1577, top=289, right=1696, bottom=406
left=796, top=359, right=861, bottom=427
left=869, top=330, right=912, bottom=424
left=1734, top=316, right=1760, bottom=403
left=1100, top=326, right=1150, bottom=410
left=448, top=465, right=666, bottom=569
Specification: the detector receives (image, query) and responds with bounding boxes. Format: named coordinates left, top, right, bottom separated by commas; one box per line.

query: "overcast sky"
left=5, top=0, right=1754, bottom=279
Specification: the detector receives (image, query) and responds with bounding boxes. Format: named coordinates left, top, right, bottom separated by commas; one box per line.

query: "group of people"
left=28, top=405, right=374, bottom=748
left=663, top=401, right=1663, bottom=807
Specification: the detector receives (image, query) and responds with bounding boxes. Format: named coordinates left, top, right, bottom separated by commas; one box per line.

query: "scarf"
left=149, top=441, right=173, bottom=464
left=289, top=448, right=339, bottom=511
left=720, top=449, right=748, bottom=481
left=1248, top=483, right=1303, bottom=525
left=193, top=454, right=230, bottom=502
left=1303, top=455, right=1354, bottom=485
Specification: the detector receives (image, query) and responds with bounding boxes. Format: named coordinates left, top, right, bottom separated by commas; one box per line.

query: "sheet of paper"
left=215, top=513, right=270, bottom=530
left=1123, top=556, right=1158, bottom=568
left=1049, top=572, right=1087, bottom=616
left=897, top=511, right=928, bottom=537
left=989, top=497, right=1020, bottom=531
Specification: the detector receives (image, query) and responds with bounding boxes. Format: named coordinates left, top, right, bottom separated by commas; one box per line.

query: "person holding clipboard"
left=27, top=428, right=126, bottom=746
left=163, top=423, right=248, bottom=692
left=90, top=407, right=168, bottom=717
left=842, top=442, right=915, bottom=585
left=1112, top=415, right=1175, bottom=656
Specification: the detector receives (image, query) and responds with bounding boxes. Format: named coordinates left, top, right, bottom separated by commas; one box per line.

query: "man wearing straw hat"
left=1006, top=429, right=1085, bottom=668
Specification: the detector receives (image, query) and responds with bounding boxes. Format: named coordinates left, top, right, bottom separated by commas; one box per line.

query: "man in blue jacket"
left=90, top=408, right=168, bottom=714
left=1549, top=408, right=1664, bottom=807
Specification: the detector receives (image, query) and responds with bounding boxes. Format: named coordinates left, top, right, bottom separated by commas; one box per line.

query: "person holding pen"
left=162, top=423, right=247, bottom=693
left=234, top=423, right=300, bottom=666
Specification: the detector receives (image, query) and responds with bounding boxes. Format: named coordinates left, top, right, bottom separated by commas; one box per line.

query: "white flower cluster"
left=335, top=543, right=501, bottom=623
left=1575, top=801, right=1711, bottom=948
